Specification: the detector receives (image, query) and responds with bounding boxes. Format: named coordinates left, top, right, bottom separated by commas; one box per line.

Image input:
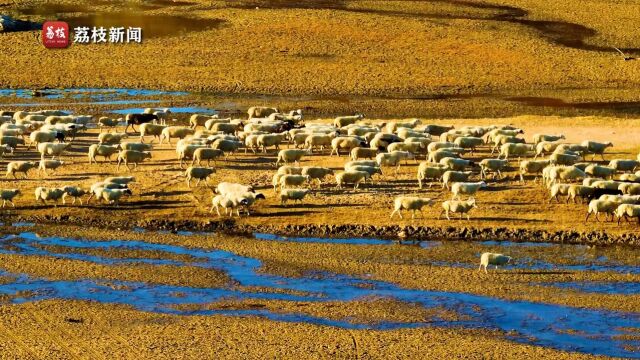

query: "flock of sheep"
left=0, top=106, right=637, bottom=230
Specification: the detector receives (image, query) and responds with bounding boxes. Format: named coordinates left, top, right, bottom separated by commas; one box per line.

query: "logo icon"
left=42, top=21, right=69, bottom=48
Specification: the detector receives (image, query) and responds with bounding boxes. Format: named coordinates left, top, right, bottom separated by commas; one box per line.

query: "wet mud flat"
left=0, top=227, right=638, bottom=357
left=6, top=215, right=640, bottom=247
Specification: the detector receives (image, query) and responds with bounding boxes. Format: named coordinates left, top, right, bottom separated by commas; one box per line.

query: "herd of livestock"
left=0, top=106, right=637, bottom=226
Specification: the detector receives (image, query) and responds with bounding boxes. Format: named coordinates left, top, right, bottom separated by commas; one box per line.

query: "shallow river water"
left=0, top=231, right=638, bottom=357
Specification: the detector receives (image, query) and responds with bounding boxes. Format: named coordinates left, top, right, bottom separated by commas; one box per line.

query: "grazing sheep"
left=331, top=136, right=365, bottom=156
left=550, top=152, right=580, bottom=166
left=370, top=133, right=403, bottom=151
left=88, top=144, right=120, bottom=164
left=534, top=141, right=562, bottom=159
left=439, top=157, right=474, bottom=171
left=192, top=148, right=224, bottom=166
left=441, top=170, right=473, bottom=189
left=335, top=170, right=370, bottom=189
left=387, top=142, right=424, bottom=159
left=440, top=197, right=477, bottom=220
left=215, top=182, right=254, bottom=196
left=35, top=187, right=66, bottom=207
left=139, top=123, right=166, bottom=143
left=276, top=165, right=303, bottom=176
left=257, top=132, right=287, bottom=153
left=37, top=142, right=69, bottom=160
left=276, top=149, right=308, bottom=166
left=226, top=191, right=265, bottom=216
left=61, top=186, right=88, bottom=205
left=567, top=185, right=595, bottom=203
left=417, top=162, right=448, bottom=189
left=28, top=130, right=57, bottom=149
left=116, top=150, right=152, bottom=171
left=279, top=174, right=310, bottom=190
left=423, top=125, right=454, bottom=136
left=305, top=134, right=335, bottom=154
left=210, top=194, right=245, bottom=217
left=609, top=159, right=640, bottom=172
left=97, top=117, right=120, bottom=132
left=581, top=140, right=613, bottom=161
left=428, top=149, right=462, bottom=164
left=99, top=188, right=133, bottom=206
left=376, top=151, right=415, bottom=172
left=451, top=181, right=487, bottom=200
left=189, top=114, right=215, bottom=129
left=0, top=136, right=25, bottom=150
left=248, top=106, right=279, bottom=119
left=390, top=196, right=434, bottom=219
left=350, top=147, right=378, bottom=161
left=98, top=132, right=128, bottom=145
left=498, top=143, right=533, bottom=160
left=185, top=166, right=216, bottom=188
left=615, top=203, right=640, bottom=225
left=333, top=114, right=364, bottom=128
left=211, top=139, right=243, bottom=159
left=479, top=159, right=509, bottom=179
left=0, top=189, right=20, bottom=208
left=301, top=167, right=334, bottom=187
left=548, top=166, right=587, bottom=185
left=122, top=142, right=152, bottom=152
left=532, top=134, right=565, bottom=145
left=38, top=159, right=64, bottom=175
left=177, top=143, right=206, bottom=168
left=585, top=164, right=616, bottom=179
left=585, top=199, right=620, bottom=222
left=6, top=161, right=36, bottom=179
left=280, top=189, right=310, bottom=205
left=549, top=183, right=571, bottom=202
left=346, top=165, right=382, bottom=184
left=479, top=252, right=512, bottom=273
left=427, top=141, right=457, bottom=153
left=454, top=136, right=484, bottom=153
left=160, top=126, right=195, bottom=145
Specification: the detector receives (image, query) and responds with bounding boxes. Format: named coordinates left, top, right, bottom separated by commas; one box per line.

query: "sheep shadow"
left=145, top=190, right=192, bottom=197
left=269, top=203, right=363, bottom=209
left=258, top=210, right=320, bottom=217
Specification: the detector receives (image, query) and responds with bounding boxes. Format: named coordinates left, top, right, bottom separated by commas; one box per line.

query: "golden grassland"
left=0, top=0, right=639, bottom=107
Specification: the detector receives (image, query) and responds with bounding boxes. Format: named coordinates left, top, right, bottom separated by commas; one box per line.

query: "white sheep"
left=585, top=199, right=620, bottom=222
left=88, top=144, right=121, bottom=164
left=498, top=143, right=533, bottom=160
left=519, top=160, right=551, bottom=183
left=35, top=187, right=65, bottom=207
left=549, top=183, right=571, bottom=202
left=185, top=167, right=216, bottom=188
left=61, top=186, right=88, bottom=205
left=276, top=149, right=308, bottom=166
left=139, top=123, right=166, bottom=143
left=280, top=189, right=310, bottom=205
left=581, top=140, right=613, bottom=161
left=609, top=159, right=640, bottom=172
left=615, top=203, right=640, bottom=225
left=451, top=181, right=487, bottom=200
left=215, top=182, right=254, bottom=197
left=160, top=126, right=195, bottom=145
left=99, top=188, right=133, bottom=206
left=376, top=151, right=415, bottom=173
left=479, top=252, right=512, bottom=273
left=350, top=147, right=378, bottom=161
left=279, top=174, right=309, bottom=190
left=335, top=170, right=370, bottom=189
left=38, top=142, right=70, bottom=159
left=532, top=134, right=565, bottom=144
left=6, top=161, right=37, bottom=179
left=479, top=159, right=508, bottom=179
left=116, top=150, right=152, bottom=171
left=440, top=198, right=477, bottom=220
left=330, top=136, right=364, bottom=156
left=441, top=170, right=473, bottom=189
left=585, top=164, right=615, bottom=179
left=38, top=159, right=64, bottom=176
left=390, top=196, right=434, bottom=219
left=301, top=167, right=334, bottom=187
left=98, top=132, right=128, bottom=145
left=417, top=162, right=448, bottom=189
